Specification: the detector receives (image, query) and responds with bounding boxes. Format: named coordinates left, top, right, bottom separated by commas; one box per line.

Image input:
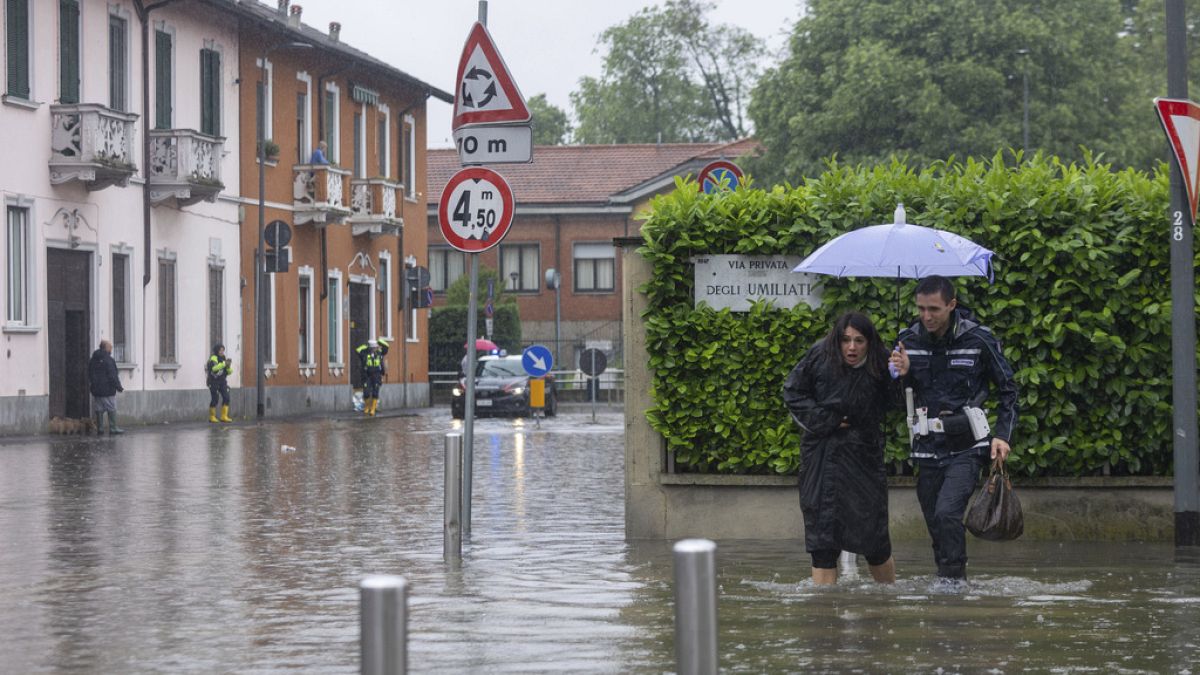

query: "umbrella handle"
left=888, top=343, right=901, bottom=379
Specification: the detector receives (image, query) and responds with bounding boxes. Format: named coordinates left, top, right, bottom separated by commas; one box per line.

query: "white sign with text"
left=692, top=255, right=823, bottom=312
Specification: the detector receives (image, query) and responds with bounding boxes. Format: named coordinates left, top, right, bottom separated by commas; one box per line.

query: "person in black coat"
left=783, top=311, right=900, bottom=585
left=88, top=340, right=124, bottom=434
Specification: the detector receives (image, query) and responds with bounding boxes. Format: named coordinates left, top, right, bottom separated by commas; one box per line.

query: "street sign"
left=1154, top=97, right=1200, bottom=224
left=452, top=22, right=530, bottom=130
left=437, top=167, right=515, bottom=253
left=265, top=219, right=292, bottom=248
left=522, top=344, right=553, bottom=377
left=454, top=124, right=533, bottom=165
left=698, top=160, right=744, bottom=194
left=579, top=348, right=607, bottom=377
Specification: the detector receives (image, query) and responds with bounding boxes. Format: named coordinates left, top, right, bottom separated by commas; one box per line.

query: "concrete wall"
left=619, top=240, right=1175, bottom=542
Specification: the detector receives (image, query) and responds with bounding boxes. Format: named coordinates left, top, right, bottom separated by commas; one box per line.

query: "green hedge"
left=428, top=305, right=522, bottom=372
left=640, top=152, right=1198, bottom=476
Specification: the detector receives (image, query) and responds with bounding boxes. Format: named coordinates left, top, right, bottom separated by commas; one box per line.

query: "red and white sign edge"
left=437, top=167, right=515, bottom=253
left=1154, top=97, right=1200, bottom=223
left=697, top=160, right=744, bottom=190
left=451, top=22, right=530, bottom=130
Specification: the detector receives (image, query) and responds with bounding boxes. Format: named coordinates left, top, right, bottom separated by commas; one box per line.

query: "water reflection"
left=0, top=410, right=1197, bottom=672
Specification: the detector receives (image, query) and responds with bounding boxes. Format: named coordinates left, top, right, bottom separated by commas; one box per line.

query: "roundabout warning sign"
left=438, top=167, right=515, bottom=253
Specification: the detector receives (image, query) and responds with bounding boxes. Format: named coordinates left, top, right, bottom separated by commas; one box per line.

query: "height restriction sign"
left=438, top=167, right=515, bottom=253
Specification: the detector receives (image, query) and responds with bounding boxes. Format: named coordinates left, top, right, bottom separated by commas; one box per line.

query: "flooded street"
left=1, top=407, right=1198, bottom=673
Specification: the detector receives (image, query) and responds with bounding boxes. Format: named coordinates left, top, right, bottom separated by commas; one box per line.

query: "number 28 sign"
left=438, top=167, right=515, bottom=253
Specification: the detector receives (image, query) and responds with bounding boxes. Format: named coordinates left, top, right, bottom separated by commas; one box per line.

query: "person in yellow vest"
left=207, top=344, right=234, bottom=423
left=355, top=338, right=389, bottom=416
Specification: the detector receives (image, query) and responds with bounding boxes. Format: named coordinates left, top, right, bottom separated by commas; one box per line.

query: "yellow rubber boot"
left=209, top=407, right=218, bottom=423
left=220, top=405, right=233, bottom=423
left=371, top=399, right=380, bottom=416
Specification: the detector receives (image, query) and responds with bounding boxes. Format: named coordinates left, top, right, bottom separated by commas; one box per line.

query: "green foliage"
left=571, top=0, right=763, bottom=144
left=640, top=152, right=1194, bottom=477
left=748, top=0, right=1155, bottom=183
left=527, top=94, right=571, bottom=145
left=427, top=305, right=522, bottom=372
left=442, top=266, right=518, bottom=307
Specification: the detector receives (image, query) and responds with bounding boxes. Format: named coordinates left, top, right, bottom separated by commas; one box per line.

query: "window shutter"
left=155, top=31, right=172, bottom=128
left=109, top=16, right=127, bottom=111
left=200, top=49, right=220, bottom=136
left=7, top=0, right=30, bottom=99
left=60, top=0, right=80, bottom=104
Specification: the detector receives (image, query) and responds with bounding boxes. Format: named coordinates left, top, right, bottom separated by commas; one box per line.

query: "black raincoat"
left=782, top=343, right=898, bottom=557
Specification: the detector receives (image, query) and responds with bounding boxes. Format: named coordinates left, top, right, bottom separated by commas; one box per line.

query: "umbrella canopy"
left=793, top=204, right=993, bottom=280
left=465, top=338, right=500, bottom=353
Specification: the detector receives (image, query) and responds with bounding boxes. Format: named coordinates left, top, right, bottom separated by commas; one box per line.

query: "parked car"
left=451, top=355, right=557, bottom=419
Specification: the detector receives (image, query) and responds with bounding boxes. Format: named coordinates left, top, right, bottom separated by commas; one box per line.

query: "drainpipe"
left=393, top=94, right=426, bottom=407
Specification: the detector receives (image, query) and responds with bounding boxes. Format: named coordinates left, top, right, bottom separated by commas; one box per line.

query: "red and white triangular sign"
left=451, top=22, right=530, bottom=131
left=1155, top=97, right=1200, bottom=223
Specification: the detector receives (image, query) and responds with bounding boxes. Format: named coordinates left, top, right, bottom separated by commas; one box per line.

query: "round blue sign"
left=521, top=344, right=554, bottom=377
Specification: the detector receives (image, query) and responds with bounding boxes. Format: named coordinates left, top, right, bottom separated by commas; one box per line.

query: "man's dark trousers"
left=916, top=449, right=987, bottom=579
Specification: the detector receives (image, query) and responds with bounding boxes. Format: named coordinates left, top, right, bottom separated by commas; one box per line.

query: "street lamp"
left=1016, top=48, right=1030, bottom=154
left=256, top=41, right=312, bottom=419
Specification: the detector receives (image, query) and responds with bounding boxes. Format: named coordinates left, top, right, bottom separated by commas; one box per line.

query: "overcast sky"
left=288, top=0, right=804, bottom=147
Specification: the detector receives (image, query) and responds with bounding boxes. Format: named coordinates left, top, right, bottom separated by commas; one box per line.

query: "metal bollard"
left=360, top=575, right=408, bottom=675
left=444, top=433, right=463, bottom=561
left=673, top=538, right=718, bottom=675
left=838, top=551, right=859, bottom=578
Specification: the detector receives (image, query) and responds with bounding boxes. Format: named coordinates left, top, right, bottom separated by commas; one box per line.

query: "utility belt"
left=905, top=387, right=990, bottom=451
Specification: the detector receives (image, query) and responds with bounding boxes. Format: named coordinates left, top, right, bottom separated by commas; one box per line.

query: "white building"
left=2, top=0, right=241, bottom=433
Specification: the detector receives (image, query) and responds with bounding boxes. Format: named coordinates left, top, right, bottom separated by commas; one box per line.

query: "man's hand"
left=889, top=342, right=910, bottom=377
left=991, top=437, right=1011, bottom=462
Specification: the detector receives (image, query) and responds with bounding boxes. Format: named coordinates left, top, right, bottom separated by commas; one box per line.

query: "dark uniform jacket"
left=88, top=349, right=122, bottom=397
left=207, top=350, right=232, bottom=387
left=898, top=307, right=1018, bottom=462
left=783, top=343, right=898, bottom=556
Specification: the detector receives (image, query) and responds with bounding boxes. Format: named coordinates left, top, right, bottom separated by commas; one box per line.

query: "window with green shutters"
left=154, top=30, right=172, bottom=129
left=109, top=14, right=128, bottom=111
left=59, top=0, right=80, bottom=104
left=200, top=48, right=220, bottom=136
left=6, top=0, right=30, bottom=99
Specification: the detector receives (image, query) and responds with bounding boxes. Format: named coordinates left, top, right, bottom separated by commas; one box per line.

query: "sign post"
left=522, top=344, right=553, bottom=427
left=579, top=347, right=608, bottom=423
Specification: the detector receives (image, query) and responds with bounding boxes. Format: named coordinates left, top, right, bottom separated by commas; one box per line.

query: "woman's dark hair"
left=822, top=311, right=888, bottom=379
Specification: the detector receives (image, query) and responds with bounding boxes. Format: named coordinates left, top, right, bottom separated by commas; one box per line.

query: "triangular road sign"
left=1154, top=97, right=1200, bottom=223
left=452, top=22, right=530, bottom=130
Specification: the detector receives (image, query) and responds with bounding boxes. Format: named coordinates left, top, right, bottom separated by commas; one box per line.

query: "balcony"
left=49, top=103, right=139, bottom=191
left=293, top=164, right=352, bottom=226
left=349, top=178, right=403, bottom=237
left=148, top=129, right=225, bottom=206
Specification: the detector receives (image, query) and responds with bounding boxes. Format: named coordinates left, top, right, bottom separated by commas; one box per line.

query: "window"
left=5, top=205, right=29, bottom=324
left=428, top=247, right=464, bottom=292
left=377, top=109, right=389, bottom=177
left=154, top=28, right=172, bottom=128
left=323, top=83, right=339, bottom=163
left=327, top=274, right=342, bottom=363
left=296, top=91, right=308, bottom=163
left=573, top=243, right=615, bottom=292
left=157, top=257, right=177, bottom=364
left=109, top=13, right=128, bottom=111
left=500, top=243, right=539, bottom=292
left=199, top=47, right=221, bottom=136
left=59, top=0, right=80, bottom=104
left=112, top=251, right=130, bottom=361
left=353, top=108, right=364, bottom=178
left=6, top=0, right=30, bottom=99
left=400, top=115, right=415, bottom=197
left=208, top=265, right=223, bottom=351
left=378, top=255, right=392, bottom=338
left=298, top=270, right=314, bottom=364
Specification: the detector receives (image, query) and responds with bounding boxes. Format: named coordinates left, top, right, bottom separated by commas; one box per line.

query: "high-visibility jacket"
left=207, top=354, right=232, bottom=386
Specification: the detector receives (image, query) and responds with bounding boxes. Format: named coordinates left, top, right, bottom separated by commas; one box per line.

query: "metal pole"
left=554, top=272, right=561, bottom=369
left=462, top=254, right=479, bottom=535
left=838, top=551, right=859, bottom=578
left=673, top=539, right=718, bottom=675
left=1165, top=0, right=1200, bottom=547
left=360, top=575, right=408, bottom=675
left=590, top=350, right=597, bottom=423
left=444, top=433, right=463, bottom=561
left=1021, top=69, right=1029, bottom=153
left=256, top=51, right=268, bottom=419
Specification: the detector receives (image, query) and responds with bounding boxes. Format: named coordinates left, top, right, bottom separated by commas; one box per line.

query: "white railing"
left=49, top=103, right=139, bottom=187
left=149, top=129, right=224, bottom=186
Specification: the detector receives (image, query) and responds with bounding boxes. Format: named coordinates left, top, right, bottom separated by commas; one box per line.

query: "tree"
left=526, top=94, right=571, bottom=145
left=442, top=266, right=517, bottom=307
left=571, top=0, right=764, bottom=144
left=748, top=0, right=1147, bottom=183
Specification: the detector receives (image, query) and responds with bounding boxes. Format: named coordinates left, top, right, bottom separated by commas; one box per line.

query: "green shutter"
left=155, top=30, right=172, bottom=128
left=59, top=0, right=80, bottom=104
left=200, top=49, right=220, bottom=136
left=109, top=15, right=127, bottom=111
left=6, top=0, right=30, bottom=99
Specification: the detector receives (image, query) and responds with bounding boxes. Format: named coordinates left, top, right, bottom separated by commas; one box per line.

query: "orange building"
left=236, top=2, right=450, bottom=413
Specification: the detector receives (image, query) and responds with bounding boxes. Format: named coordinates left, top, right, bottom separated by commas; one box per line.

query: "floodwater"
left=0, top=406, right=1197, bottom=673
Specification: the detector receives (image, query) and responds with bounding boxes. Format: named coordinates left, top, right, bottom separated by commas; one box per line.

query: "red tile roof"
left=427, top=139, right=760, bottom=206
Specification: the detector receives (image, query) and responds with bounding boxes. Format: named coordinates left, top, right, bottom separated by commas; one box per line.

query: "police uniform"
left=355, top=338, right=389, bottom=416
left=207, top=345, right=234, bottom=423
left=899, top=307, right=1018, bottom=580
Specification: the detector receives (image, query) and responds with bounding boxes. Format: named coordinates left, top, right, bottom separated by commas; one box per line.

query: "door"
left=348, top=281, right=371, bottom=388
left=47, top=248, right=92, bottom=418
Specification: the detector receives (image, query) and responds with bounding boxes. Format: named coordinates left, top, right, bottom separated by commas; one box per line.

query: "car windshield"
left=477, top=359, right=525, bottom=378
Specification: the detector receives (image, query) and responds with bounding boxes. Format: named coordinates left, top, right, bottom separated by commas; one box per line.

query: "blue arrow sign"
left=521, top=344, right=553, bottom=377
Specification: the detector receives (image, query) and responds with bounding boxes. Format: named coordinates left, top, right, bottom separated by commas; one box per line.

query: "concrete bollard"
left=673, top=538, right=718, bottom=675
left=445, top=433, right=463, bottom=562
left=360, top=575, right=408, bottom=675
